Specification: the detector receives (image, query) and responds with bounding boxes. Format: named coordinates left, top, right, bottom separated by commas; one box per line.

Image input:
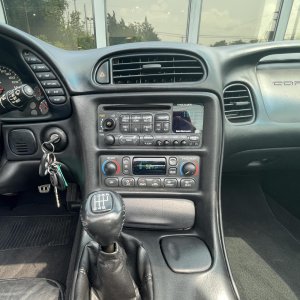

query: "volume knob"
left=104, top=135, right=115, bottom=145
left=181, top=162, right=196, bottom=176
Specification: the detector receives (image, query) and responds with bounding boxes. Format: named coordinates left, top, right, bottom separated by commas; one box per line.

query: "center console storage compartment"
left=123, top=197, right=195, bottom=229
left=161, top=236, right=212, bottom=273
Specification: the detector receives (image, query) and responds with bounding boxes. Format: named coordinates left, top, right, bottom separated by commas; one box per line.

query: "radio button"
left=131, top=114, right=142, bottom=123
left=154, top=122, right=163, bottom=132
left=146, top=178, right=161, bottom=188
left=142, top=124, right=153, bottom=133
left=155, top=114, right=170, bottom=121
left=173, top=140, right=179, bottom=146
left=164, top=178, right=178, bottom=188
left=163, top=122, right=170, bottom=132
left=164, top=140, right=170, bottom=146
left=181, top=140, right=188, bottom=146
left=122, top=177, right=135, bottom=187
left=119, top=135, right=139, bottom=145
left=105, top=177, right=119, bottom=187
left=156, top=140, right=163, bottom=146
left=131, top=124, right=141, bottom=133
left=169, top=157, right=177, bottom=166
left=142, top=135, right=154, bottom=145
left=169, top=167, right=177, bottom=175
left=142, top=114, right=153, bottom=123
left=120, top=124, right=130, bottom=133
left=120, top=114, right=130, bottom=123
left=137, top=178, right=147, bottom=187
left=181, top=179, right=196, bottom=188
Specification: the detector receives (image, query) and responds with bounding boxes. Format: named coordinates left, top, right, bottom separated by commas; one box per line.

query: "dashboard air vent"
left=111, top=53, right=205, bottom=84
left=223, top=83, right=255, bottom=123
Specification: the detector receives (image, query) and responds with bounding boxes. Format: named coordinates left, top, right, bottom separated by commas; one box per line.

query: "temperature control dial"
left=181, top=162, right=196, bottom=176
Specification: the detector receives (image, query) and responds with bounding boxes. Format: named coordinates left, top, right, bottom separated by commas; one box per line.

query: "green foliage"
left=107, top=11, right=160, bottom=45
left=3, top=0, right=95, bottom=50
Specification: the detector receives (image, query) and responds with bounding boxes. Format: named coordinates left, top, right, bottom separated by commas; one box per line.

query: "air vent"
left=223, top=83, right=255, bottom=123
left=111, top=52, right=205, bottom=84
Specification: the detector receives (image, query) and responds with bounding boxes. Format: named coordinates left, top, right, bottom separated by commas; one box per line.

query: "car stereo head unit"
left=98, top=103, right=204, bottom=147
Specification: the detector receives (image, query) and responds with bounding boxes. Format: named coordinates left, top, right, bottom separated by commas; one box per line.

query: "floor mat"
left=0, top=214, right=77, bottom=284
left=222, top=176, right=300, bottom=300
left=0, top=215, right=75, bottom=250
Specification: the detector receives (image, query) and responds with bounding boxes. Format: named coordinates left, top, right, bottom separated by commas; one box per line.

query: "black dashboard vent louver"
left=111, top=52, right=205, bottom=84
left=223, top=83, right=255, bottom=123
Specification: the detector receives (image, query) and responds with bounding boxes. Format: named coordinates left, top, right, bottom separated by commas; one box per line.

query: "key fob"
left=39, top=153, right=49, bottom=177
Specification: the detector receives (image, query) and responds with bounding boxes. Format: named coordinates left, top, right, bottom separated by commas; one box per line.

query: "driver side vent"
left=223, top=83, right=255, bottom=123
left=111, top=53, right=205, bottom=84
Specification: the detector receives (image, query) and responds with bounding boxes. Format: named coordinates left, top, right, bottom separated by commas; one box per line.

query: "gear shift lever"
left=81, top=191, right=124, bottom=253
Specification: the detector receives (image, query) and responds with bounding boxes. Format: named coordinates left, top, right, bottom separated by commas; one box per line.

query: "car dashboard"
left=1, top=23, right=300, bottom=300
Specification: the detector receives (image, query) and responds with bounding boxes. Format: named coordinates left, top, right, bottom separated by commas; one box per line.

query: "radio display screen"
left=172, top=104, right=204, bottom=133
left=133, top=158, right=166, bottom=175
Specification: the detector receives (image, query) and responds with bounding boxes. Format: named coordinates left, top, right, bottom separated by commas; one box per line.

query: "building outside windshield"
left=0, top=0, right=300, bottom=50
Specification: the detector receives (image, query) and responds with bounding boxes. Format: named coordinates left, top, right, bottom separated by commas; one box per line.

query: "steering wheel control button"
left=96, top=61, right=110, bottom=84
left=45, top=88, right=65, bottom=96
left=122, top=178, right=135, bottom=187
left=30, top=64, right=50, bottom=72
left=23, top=52, right=42, bottom=64
left=181, top=179, right=196, bottom=188
left=49, top=96, right=66, bottom=104
left=169, top=157, right=177, bottom=166
left=41, top=80, right=60, bottom=88
left=91, top=192, right=113, bottom=213
left=36, top=72, right=56, bottom=80
left=137, top=178, right=147, bottom=187
left=105, top=178, right=119, bottom=187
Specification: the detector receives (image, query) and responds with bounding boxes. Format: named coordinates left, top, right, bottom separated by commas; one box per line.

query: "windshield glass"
left=0, top=0, right=297, bottom=50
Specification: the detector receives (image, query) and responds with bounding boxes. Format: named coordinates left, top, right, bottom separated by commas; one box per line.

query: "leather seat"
left=0, top=278, right=63, bottom=300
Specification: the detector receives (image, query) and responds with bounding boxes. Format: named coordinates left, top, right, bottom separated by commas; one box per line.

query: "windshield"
left=1, top=0, right=299, bottom=50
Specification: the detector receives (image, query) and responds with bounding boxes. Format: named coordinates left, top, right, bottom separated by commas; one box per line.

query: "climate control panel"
left=100, top=155, right=200, bottom=191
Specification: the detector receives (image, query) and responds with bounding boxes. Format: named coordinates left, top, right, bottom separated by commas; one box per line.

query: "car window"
left=0, top=0, right=296, bottom=49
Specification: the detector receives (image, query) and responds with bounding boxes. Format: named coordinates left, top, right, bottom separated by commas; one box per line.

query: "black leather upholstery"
left=73, top=233, right=153, bottom=300
left=0, top=278, right=63, bottom=300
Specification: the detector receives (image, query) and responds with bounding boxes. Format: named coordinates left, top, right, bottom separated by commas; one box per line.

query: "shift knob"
left=81, top=191, right=125, bottom=249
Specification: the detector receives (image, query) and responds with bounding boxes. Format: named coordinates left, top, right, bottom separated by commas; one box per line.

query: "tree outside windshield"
left=1, top=0, right=297, bottom=50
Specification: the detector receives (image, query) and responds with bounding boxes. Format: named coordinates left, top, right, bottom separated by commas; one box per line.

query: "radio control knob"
left=164, top=140, right=170, bottom=146
left=104, top=135, right=115, bottom=145
left=104, top=161, right=117, bottom=176
left=156, top=140, right=163, bottom=146
left=103, top=118, right=116, bottom=131
left=173, top=140, right=179, bottom=146
left=182, top=162, right=196, bottom=176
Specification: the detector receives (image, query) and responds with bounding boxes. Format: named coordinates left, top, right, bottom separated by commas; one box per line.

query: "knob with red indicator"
left=102, top=160, right=121, bottom=176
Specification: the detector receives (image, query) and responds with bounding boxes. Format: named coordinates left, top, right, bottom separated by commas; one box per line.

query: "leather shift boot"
left=93, top=244, right=141, bottom=300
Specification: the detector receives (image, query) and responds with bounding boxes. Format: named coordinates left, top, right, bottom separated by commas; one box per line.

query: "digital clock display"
left=133, top=158, right=166, bottom=175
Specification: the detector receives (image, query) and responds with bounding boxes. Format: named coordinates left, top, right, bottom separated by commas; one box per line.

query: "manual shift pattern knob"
left=81, top=191, right=125, bottom=247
